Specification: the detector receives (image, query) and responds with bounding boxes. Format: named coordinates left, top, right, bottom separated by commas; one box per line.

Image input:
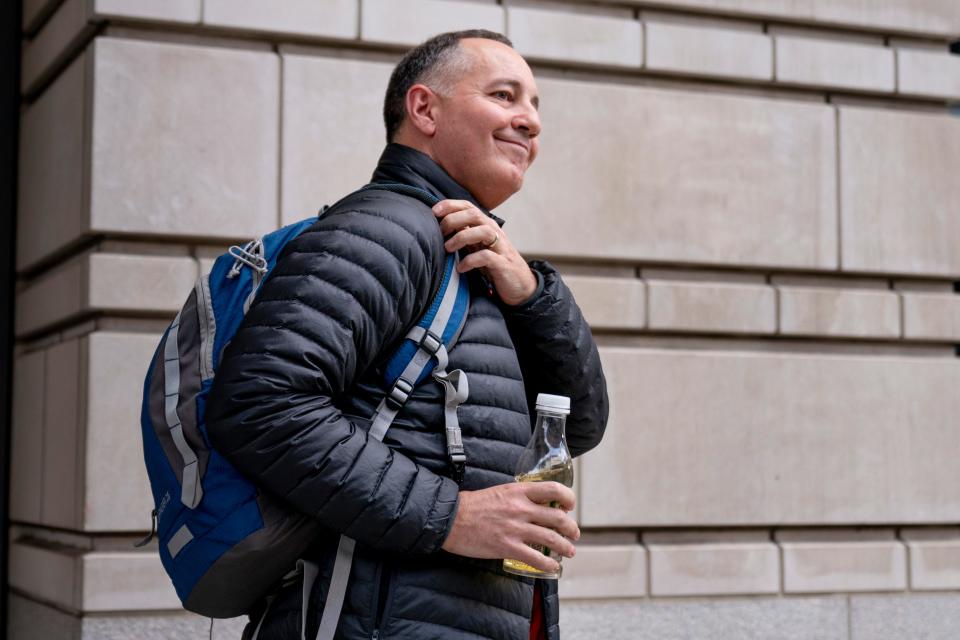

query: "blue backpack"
left=138, top=184, right=471, bottom=621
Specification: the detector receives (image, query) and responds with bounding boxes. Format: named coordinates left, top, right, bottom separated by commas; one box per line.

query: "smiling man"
left=207, top=30, right=608, bottom=640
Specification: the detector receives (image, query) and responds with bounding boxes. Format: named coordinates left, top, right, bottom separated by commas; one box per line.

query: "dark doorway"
left=0, top=0, right=22, bottom=629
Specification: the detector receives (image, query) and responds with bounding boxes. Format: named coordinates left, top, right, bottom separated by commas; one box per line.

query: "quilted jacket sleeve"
left=501, top=260, right=609, bottom=457
left=205, top=194, right=460, bottom=555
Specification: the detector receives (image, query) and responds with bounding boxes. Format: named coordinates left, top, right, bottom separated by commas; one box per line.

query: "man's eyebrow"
left=489, top=78, right=540, bottom=110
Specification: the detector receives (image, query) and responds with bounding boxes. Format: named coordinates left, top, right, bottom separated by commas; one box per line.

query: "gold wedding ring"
left=485, top=232, right=500, bottom=249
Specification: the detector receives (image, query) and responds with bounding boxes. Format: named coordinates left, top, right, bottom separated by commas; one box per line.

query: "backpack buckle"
left=386, top=377, right=414, bottom=410
left=450, top=454, right=466, bottom=485
left=417, top=330, right=443, bottom=356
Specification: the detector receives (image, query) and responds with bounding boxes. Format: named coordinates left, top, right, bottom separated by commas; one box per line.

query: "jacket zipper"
left=371, top=563, right=392, bottom=639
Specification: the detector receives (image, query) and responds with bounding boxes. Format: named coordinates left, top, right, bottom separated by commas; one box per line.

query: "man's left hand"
left=433, top=199, right=537, bottom=306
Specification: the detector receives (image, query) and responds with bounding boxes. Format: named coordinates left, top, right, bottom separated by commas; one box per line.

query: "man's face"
left=429, top=39, right=541, bottom=210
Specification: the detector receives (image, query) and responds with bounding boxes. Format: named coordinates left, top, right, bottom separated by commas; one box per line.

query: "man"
left=206, top=29, right=608, bottom=640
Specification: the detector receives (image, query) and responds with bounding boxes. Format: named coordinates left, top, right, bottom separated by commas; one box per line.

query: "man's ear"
left=404, top=84, right=438, bottom=137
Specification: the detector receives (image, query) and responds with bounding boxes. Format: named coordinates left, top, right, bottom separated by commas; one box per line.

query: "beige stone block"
left=781, top=536, right=907, bottom=593
left=15, top=256, right=85, bottom=337
left=90, top=0, right=201, bottom=22
left=644, top=21, right=772, bottom=81
left=499, top=79, right=837, bottom=270
left=580, top=348, right=960, bottom=527
left=203, top=0, right=357, bottom=39
left=21, top=0, right=93, bottom=95
left=17, top=53, right=87, bottom=272
left=42, top=339, right=83, bottom=530
left=839, top=107, right=960, bottom=278
left=777, top=287, right=900, bottom=339
left=8, top=594, right=78, bottom=640
left=82, top=552, right=180, bottom=611
left=563, top=276, right=645, bottom=330
left=10, top=351, right=45, bottom=523
left=850, top=593, right=960, bottom=640
left=89, top=37, right=279, bottom=240
left=559, top=545, right=647, bottom=599
left=647, top=280, right=776, bottom=334
left=87, top=254, right=197, bottom=312
left=902, top=293, right=960, bottom=341
left=775, top=36, right=894, bottom=92
left=901, top=527, right=960, bottom=590
left=84, top=332, right=162, bottom=531
left=360, top=0, right=504, bottom=47
left=8, top=539, right=80, bottom=610
left=508, top=6, right=641, bottom=68
left=16, top=253, right=196, bottom=337
left=280, top=53, right=392, bottom=225
left=621, top=0, right=960, bottom=39
left=897, top=48, right=960, bottom=99
left=648, top=541, right=779, bottom=596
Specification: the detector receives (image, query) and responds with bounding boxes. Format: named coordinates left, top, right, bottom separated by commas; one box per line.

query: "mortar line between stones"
left=834, top=106, right=842, bottom=273
left=276, top=45, right=283, bottom=229
left=846, top=594, right=853, bottom=640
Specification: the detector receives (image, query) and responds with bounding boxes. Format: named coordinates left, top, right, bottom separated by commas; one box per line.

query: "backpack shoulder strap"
left=359, top=182, right=471, bottom=481
left=313, top=183, right=471, bottom=640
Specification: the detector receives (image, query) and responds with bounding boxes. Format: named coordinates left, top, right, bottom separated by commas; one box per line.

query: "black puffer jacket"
left=206, top=143, right=608, bottom=639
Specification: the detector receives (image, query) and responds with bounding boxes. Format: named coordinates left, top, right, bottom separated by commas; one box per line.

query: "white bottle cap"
left=535, top=393, right=570, bottom=415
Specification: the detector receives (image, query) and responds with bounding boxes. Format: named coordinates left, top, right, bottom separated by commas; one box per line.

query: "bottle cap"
left=535, top=393, right=570, bottom=415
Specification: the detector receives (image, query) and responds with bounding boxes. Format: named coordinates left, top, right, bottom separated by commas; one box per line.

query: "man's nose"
left=513, top=102, right=541, bottom=138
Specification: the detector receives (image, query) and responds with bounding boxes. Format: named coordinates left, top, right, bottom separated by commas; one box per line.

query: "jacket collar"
left=370, top=143, right=505, bottom=227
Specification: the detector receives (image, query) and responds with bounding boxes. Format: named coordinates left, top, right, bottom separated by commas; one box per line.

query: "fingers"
left=506, top=539, right=563, bottom=574
left=432, top=200, right=497, bottom=238
left=444, top=225, right=499, bottom=254
left=521, top=481, right=577, bottom=512
left=431, top=199, right=475, bottom=217
left=529, top=503, right=580, bottom=542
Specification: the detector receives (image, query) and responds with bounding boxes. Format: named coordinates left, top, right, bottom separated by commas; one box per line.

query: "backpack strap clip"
left=386, top=377, right=414, bottom=411
left=417, top=329, right=443, bottom=356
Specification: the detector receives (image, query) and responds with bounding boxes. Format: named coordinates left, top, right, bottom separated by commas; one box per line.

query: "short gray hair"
left=382, top=30, right=513, bottom=143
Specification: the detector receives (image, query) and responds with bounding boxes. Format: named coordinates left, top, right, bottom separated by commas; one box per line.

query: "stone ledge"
left=774, top=36, right=895, bottom=93
left=646, top=541, right=779, bottom=596
left=779, top=531, right=908, bottom=593
left=617, top=0, right=960, bottom=39
left=360, top=0, right=504, bottom=47
left=901, top=527, right=960, bottom=591
left=508, top=5, right=642, bottom=68
left=559, top=545, right=648, bottom=599
left=202, top=0, right=358, bottom=40
left=646, top=280, right=776, bottom=334
left=563, top=276, right=646, bottom=330
left=777, top=286, right=900, bottom=339
left=644, top=20, right=772, bottom=81
left=901, top=293, right=960, bottom=342
left=897, top=48, right=960, bottom=100
left=16, top=252, right=197, bottom=338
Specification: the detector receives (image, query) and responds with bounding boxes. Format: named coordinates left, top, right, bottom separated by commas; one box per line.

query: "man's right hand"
left=440, top=481, right=580, bottom=574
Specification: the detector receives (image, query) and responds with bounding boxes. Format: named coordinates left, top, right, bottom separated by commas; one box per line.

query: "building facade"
left=8, top=0, right=960, bottom=638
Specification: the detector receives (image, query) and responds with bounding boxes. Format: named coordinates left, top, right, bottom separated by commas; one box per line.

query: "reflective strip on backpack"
left=195, top=275, right=217, bottom=381
left=164, top=311, right=204, bottom=509
left=167, top=522, right=194, bottom=558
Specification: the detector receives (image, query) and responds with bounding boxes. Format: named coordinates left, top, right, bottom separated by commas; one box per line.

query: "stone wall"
left=11, top=0, right=960, bottom=638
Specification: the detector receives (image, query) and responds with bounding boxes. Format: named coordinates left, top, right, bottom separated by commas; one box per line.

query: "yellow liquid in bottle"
left=502, top=463, right=574, bottom=579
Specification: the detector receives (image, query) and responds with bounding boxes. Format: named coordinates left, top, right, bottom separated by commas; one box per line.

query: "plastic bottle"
left=502, top=393, right=573, bottom=580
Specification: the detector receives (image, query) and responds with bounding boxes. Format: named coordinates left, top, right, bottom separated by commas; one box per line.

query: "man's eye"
left=493, top=91, right=512, bottom=101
